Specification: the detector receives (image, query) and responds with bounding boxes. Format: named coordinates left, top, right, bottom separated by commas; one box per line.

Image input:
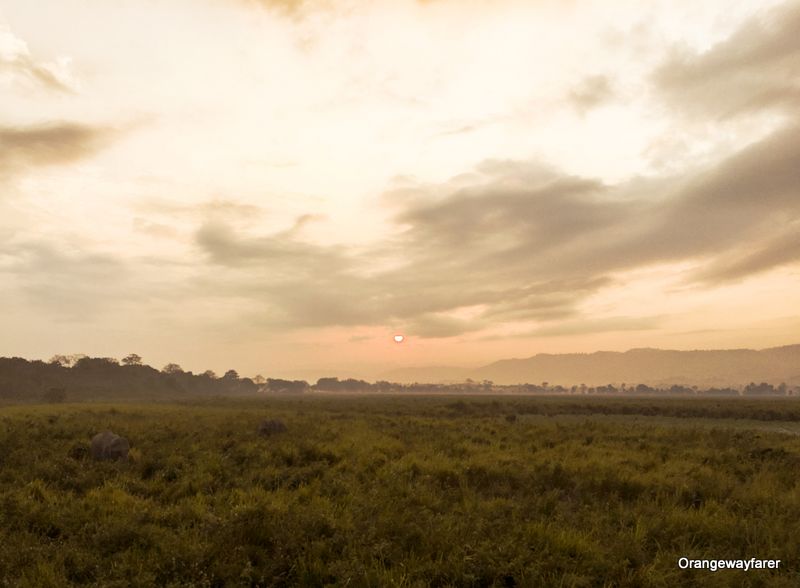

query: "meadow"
left=1, top=394, right=799, bottom=587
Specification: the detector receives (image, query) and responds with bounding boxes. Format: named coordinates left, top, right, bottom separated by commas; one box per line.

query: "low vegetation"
left=1, top=395, right=799, bottom=586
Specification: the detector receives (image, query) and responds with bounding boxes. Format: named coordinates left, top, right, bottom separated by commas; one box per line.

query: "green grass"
left=1, top=395, right=799, bottom=586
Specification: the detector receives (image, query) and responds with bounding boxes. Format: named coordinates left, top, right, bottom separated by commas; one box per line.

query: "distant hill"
left=383, top=344, right=800, bottom=387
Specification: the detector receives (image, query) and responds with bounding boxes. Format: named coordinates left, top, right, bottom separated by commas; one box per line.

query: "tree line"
left=0, top=355, right=796, bottom=404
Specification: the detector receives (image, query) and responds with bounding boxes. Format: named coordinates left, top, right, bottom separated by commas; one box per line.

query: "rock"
left=258, top=419, right=287, bottom=436
left=90, top=431, right=130, bottom=461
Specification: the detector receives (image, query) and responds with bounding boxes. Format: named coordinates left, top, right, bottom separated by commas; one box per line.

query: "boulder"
left=258, top=419, right=287, bottom=436
left=90, top=431, right=130, bottom=461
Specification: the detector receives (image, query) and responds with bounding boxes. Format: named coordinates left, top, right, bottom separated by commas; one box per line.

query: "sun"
left=393, top=334, right=405, bottom=343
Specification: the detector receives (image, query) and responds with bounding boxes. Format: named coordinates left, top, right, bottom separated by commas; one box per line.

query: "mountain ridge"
left=382, top=344, right=800, bottom=387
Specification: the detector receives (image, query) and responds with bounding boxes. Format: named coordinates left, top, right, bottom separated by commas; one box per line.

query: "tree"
left=162, top=363, right=183, bottom=374
left=73, top=356, right=116, bottom=370
left=315, top=377, right=340, bottom=390
left=49, top=354, right=87, bottom=367
left=267, top=378, right=308, bottom=393
left=201, top=370, right=217, bottom=379
left=253, top=375, right=266, bottom=385
left=49, top=354, right=70, bottom=367
left=42, top=387, right=67, bottom=403
left=223, top=369, right=239, bottom=381
left=122, top=354, right=143, bottom=366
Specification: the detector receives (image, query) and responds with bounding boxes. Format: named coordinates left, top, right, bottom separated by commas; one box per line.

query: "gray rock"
left=258, top=419, right=287, bottom=436
left=90, top=431, right=130, bottom=461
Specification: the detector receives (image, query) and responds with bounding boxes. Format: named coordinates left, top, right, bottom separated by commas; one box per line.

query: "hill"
left=384, top=344, right=800, bottom=387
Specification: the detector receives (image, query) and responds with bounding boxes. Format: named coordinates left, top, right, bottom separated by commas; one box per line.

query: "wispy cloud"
left=569, top=75, right=615, bottom=114
left=529, top=316, right=662, bottom=337
left=653, top=2, right=800, bottom=119
left=0, top=122, right=116, bottom=181
left=185, top=104, right=800, bottom=336
left=0, top=25, right=75, bottom=93
left=0, top=239, right=129, bottom=321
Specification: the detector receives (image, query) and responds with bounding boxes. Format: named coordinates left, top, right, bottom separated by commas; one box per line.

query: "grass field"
left=1, top=394, right=799, bottom=587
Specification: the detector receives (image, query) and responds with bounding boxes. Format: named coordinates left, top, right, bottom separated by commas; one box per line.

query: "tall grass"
left=1, top=397, right=799, bottom=586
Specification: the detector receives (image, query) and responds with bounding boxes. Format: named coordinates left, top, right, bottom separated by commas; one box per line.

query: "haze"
left=1, top=0, right=799, bottom=380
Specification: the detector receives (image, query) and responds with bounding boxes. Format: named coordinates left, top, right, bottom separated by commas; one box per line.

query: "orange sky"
left=1, top=0, right=799, bottom=381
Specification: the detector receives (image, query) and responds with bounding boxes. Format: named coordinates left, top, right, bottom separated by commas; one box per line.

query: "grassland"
left=1, top=395, right=800, bottom=587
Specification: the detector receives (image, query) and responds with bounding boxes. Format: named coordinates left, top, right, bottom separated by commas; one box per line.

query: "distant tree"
left=341, top=378, right=371, bottom=391
left=201, top=370, right=217, bottom=379
left=164, top=376, right=184, bottom=392
left=49, top=354, right=87, bottom=367
left=253, top=375, right=266, bottom=385
left=67, top=354, right=88, bottom=366
left=49, top=354, right=70, bottom=367
left=122, top=354, right=143, bottom=366
left=42, top=387, right=67, bottom=403
left=267, top=378, right=308, bottom=393
left=73, top=356, right=117, bottom=370
left=238, top=377, right=257, bottom=393
left=744, top=382, right=776, bottom=396
left=162, top=363, right=183, bottom=374
left=223, top=369, right=239, bottom=381
left=373, top=380, right=397, bottom=393
left=315, top=377, right=340, bottom=390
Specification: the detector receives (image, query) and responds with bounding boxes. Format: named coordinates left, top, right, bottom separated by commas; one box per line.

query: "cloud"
left=406, top=313, right=485, bottom=338
left=135, top=197, right=265, bottom=222
left=528, top=315, right=662, bottom=337
left=66, top=2, right=800, bottom=340
left=183, top=116, right=800, bottom=338
left=132, top=218, right=180, bottom=240
left=237, top=0, right=333, bottom=19
left=0, top=240, right=129, bottom=321
left=693, top=226, right=800, bottom=284
left=0, top=26, right=75, bottom=93
left=195, top=220, right=348, bottom=275
left=7, top=124, right=798, bottom=337
left=569, top=75, right=614, bottom=113
left=286, top=213, right=326, bottom=234
left=0, top=122, right=115, bottom=181
left=653, top=2, right=800, bottom=119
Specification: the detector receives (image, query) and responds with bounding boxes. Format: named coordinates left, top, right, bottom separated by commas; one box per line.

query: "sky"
left=1, top=0, right=799, bottom=380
